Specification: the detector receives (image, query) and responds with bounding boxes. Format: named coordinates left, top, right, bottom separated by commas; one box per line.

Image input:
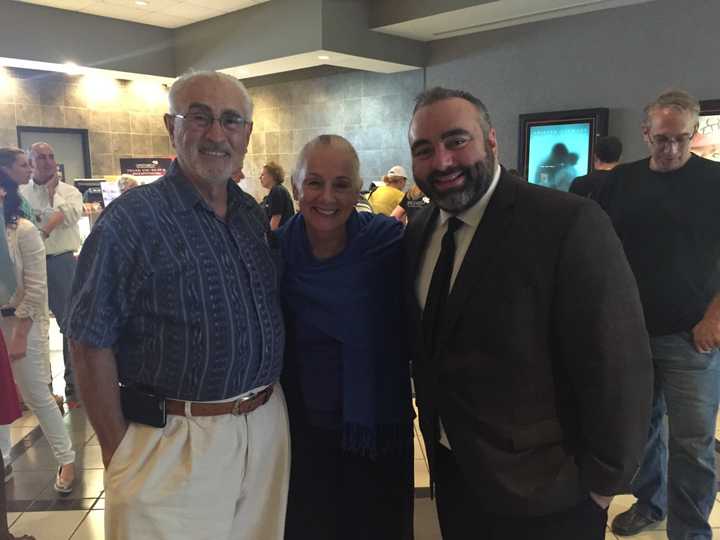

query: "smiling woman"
left=277, top=135, right=414, bottom=540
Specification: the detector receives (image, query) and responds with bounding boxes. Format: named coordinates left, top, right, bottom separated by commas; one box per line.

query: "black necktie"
left=423, top=217, right=462, bottom=355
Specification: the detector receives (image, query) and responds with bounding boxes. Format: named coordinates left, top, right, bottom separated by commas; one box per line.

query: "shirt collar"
left=438, top=164, right=501, bottom=228
left=166, top=160, right=245, bottom=215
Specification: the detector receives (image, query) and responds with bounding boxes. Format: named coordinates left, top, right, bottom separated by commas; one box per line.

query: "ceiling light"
left=317, top=55, right=330, bottom=60
left=136, top=1, right=148, bottom=5
left=64, top=62, right=82, bottom=75
left=0, top=57, right=175, bottom=85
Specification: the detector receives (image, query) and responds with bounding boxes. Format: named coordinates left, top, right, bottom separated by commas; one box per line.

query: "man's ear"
left=164, top=114, right=176, bottom=145
left=487, top=127, right=498, bottom=156
left=641, top=125, right=652, bottom=145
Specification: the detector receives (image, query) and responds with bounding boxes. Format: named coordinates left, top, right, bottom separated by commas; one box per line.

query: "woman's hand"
left=8, top=330, right=28, bottom=361
left=8, top=317, right=32, bottom=361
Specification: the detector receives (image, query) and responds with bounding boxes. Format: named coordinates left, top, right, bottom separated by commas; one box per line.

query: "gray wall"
left=321, top=0, right=427, bottom=67
left=242, top=68, right=424, bottom=199
left=0, top=0, right=175, bottom=77
left=426, top=0, right=719, bottom=169
left=174, top=0, right=323, bottom=73
left=369, top=0, right=493, bottom=27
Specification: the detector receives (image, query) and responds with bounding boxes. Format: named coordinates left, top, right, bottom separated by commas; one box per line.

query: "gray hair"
left=643, top=89, right=700, bottom=128
left=168, top=70, right=254, bottom=119
left=292, top=135, right=362, bottom=194
left=29, top=141, right=53, bottom=160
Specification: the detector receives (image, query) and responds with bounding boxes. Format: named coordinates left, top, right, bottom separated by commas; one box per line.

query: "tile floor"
left=4, top=320, right=720, bottom=539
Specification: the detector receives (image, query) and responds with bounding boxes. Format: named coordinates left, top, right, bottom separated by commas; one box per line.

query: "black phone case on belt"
left=119, top=385, right=167, bottom=428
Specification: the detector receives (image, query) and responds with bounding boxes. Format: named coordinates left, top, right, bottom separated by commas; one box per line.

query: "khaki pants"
left=105, top=384, right=290, bottom=540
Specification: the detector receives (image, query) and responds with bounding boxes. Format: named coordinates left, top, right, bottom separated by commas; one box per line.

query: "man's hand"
left=41, top=209, right=65, bottom=238
left=46, top=177, right=59, bottom=206
left=101, top=423, right=129, bottom=469
left=590, top=492, right=613, bottom=509
left=692, top=314, right=720, bottom=353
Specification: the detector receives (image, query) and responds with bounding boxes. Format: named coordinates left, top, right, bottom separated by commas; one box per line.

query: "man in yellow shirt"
left=368, top=165, right=407, bottom=215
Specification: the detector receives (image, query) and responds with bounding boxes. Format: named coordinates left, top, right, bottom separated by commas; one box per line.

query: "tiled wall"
left=0, top=68, right=171, bottom=177
left=0, top=67, right=424, bottom=194
left=244, top=68, right=424, bottom=198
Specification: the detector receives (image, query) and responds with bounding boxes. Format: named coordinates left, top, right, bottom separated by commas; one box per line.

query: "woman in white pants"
left=0, top=147, right=75, bottom=493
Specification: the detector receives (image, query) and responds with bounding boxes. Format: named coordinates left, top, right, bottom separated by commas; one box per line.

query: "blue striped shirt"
left=66, top=161, right=284, bottom=401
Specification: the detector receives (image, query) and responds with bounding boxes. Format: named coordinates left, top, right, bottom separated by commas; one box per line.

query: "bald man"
left=20, top=143, right=83, bottom=403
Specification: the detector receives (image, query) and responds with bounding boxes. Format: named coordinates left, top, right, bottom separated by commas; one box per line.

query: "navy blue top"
left=284, top=317, right=343, bottom=429
left=66, top=161, right=285, bottom=401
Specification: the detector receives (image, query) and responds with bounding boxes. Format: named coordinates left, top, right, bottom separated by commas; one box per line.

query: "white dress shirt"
left=415, top=164, right=501, bottom=448
left=20, top=178, right=83, bottom=256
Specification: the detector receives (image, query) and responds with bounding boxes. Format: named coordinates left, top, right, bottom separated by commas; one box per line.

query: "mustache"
left=199, top=143, right=232, bottom=154
left=426, top=167, right=465, bottom=183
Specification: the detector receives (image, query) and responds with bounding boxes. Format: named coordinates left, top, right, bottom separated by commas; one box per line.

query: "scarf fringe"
left=342, top=421, right=413, bottom=459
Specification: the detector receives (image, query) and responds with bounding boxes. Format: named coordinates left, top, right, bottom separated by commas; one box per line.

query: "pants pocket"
left=105, top=424, right=135, bottom=476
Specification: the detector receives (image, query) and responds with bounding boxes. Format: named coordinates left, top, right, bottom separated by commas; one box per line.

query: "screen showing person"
left=528, top=122, right=591, bottom=191
left=691, top=114, right=720, bottom=162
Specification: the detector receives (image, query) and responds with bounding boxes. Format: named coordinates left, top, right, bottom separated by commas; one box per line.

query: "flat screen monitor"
left=518, top=108, right=609, bottom=192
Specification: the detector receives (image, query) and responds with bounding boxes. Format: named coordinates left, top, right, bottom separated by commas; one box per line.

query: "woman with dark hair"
left=391, top=184, right=430, bottom=225
left=0, top=148, right=34, bottom=223
left=260, top=161, right=295, bottom=230
left=0, top=165, right=76, bottom=495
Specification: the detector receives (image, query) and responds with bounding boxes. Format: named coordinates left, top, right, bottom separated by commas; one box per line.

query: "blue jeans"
left=632, top=331, right=720, bottom=540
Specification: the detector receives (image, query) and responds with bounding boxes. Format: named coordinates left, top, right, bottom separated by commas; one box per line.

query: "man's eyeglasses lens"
left=177, top=112, right=247, bottom=132
left=650, top=133, right=694, bottom=148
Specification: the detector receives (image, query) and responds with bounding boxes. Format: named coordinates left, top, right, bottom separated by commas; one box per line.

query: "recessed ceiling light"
left=136, top=1, right=148, bottom=5
left=318, top=55, right=330, bottom=60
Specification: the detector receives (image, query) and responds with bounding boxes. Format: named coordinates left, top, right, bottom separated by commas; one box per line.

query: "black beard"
left=416, top=152, right=496, bottom=214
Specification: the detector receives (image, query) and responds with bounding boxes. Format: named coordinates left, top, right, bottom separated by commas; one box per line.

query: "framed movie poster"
left=518, top=108, right=609, bottom=192
left=692, top=100, right=720, bottom=162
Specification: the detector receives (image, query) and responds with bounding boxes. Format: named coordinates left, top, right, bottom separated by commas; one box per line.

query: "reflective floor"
left=4, top=321, right=720, bottom=539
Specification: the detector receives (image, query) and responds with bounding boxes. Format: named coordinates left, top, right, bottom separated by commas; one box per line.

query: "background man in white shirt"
left=20, top=142, right=83, bottom=404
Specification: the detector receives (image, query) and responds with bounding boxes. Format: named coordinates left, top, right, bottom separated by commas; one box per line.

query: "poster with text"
left=119, top=158, right=172, bottom=182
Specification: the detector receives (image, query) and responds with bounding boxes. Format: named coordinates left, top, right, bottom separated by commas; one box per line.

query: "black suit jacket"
left=403, top=170, right=652, bottom=516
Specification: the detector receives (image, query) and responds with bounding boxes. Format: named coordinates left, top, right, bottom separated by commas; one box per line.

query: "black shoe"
left=611, top=503, right=662, bottom=536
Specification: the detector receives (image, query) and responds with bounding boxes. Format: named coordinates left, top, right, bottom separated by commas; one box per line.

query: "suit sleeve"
left=554, top=201, right=652, bottom=496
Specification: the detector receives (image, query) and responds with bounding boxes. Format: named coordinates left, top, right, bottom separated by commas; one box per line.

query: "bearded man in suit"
left=403, top=86, right=654, bottom=540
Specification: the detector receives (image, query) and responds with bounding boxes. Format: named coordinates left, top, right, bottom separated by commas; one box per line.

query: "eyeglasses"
left=648, top=131, right=696, bottom=149
left=171, top=110, right=250, bottom=133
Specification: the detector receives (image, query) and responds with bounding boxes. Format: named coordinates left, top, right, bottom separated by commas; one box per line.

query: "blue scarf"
left=278, top=211, right=413, bottom=456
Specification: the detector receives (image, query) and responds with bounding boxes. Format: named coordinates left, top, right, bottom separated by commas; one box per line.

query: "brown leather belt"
left=165, top=385, right=273, bottom=417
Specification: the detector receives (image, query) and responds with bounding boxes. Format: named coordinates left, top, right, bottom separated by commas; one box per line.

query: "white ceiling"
left=374, top=0, right=656, bottom=41
left=11, top=0, right=269, bottom=28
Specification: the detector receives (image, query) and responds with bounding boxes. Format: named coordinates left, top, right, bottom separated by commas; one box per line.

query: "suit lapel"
left=439, top=172, right=518, bottom=344
left=404, top=204, right=439, bottom=364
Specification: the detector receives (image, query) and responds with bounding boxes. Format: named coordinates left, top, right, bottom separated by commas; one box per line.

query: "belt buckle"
left=231, top=392, right=256, bottom=416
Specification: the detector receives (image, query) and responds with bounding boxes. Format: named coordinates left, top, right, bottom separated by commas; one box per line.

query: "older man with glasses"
left=601, top=90, right=720, bottom=540
left=65, top=71, right=290, bottom=540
